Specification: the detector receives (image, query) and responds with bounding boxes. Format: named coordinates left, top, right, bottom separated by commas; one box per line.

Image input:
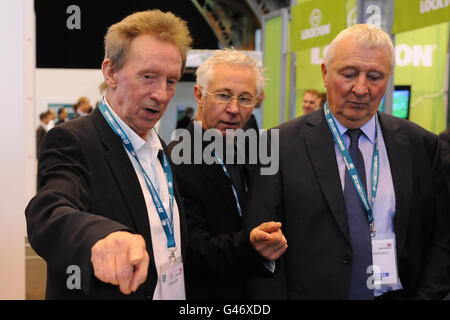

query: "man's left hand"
left=250, top=221, right=287, bottom=261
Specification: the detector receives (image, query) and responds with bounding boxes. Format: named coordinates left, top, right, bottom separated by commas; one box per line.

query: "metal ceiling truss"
left=191, top=0, right=289, bottom=50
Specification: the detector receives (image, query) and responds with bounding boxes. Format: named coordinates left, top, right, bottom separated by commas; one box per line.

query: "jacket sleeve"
left=25, top=125, right=133, bottom=295
left=415, top=133, right=450, bottom=299
left=174, top=164, right=269, bottom=281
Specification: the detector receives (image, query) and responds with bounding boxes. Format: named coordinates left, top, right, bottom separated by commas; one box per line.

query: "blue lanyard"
left=213, top=152, right=243, bottom=217
left=324, top=102, right=379, bottom=237
left=99, top=99, right=176, bottom=248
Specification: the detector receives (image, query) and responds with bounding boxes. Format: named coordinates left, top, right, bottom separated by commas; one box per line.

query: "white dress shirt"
left=104, top=100, right=184, bottom=300
left=331, top=113, right=403, bottom=296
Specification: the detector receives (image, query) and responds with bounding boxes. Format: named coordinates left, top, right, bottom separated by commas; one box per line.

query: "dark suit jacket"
left=36, top=125, right=46, bottom=158
left=168, top=122, right=269, bottom=299
left=26, top=107, right=188, bottom=299
left=439, top=129, right=450, bottom=197
left=176, top=116, right=191, bottom=129
left=55, top=119, right=66, bottom=126
left=244, top=110, right=450, bottom=299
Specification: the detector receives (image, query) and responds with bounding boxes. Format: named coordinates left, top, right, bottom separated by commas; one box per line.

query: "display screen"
left=378, top=85, right=411, bottom=119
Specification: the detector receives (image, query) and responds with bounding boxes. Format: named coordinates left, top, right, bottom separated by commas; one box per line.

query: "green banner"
left=291, top=0, right=347, bottom=51
left=394, top=22, right=449, bottom=134
left=263, top=16, right=282, bottom=129
left=393, top=0, right=450, bottom=34
left=294, top=0, right=356, bottom=116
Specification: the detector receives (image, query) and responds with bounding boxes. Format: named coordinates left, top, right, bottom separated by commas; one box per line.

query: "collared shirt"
left=104, top=100, right=184, bottom=300
left=331, top=113, right=402, bottom=296
left=46, top=120, right=55, bottom=131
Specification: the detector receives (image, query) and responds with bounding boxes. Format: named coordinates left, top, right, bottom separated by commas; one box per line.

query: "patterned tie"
left=344, top=129, right=374, bottom=300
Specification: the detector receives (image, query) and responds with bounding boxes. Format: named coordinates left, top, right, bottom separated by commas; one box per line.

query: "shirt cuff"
left=264, top=260, right=276, bottom=273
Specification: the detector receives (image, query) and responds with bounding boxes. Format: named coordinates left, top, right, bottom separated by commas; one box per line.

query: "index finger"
left=130, top=250, right=149, bottom=292
left=115, top=246, right=134, bottom=294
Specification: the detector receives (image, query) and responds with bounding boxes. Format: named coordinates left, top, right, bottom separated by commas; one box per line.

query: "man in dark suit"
left=55, top=107, right=68, bottom=126
left=36, top=111, right=49, bottom=158
left=176, top=107, right=194, bottom=129
left=245, top=24, right=450, bottom=300
left=26, top=10, right=194, bottom=299
left=169, top=49, right=287, bottom=299
left=439, top=129, right=450, bottom=198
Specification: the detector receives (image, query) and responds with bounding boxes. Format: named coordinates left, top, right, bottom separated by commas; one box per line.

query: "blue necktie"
left=344, top=129, right=374, bottom=300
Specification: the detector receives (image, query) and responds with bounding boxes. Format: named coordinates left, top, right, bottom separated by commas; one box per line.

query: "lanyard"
left=324, top=102, right=380, bottom=237
left=213, top=152, right=243, bottom=217
left=99, top=99, right=176, bottom=248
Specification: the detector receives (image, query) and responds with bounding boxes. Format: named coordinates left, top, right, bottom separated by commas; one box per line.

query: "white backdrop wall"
left=0, top=0, right=34, bottom=299
left=35, top=68, right=197, bottom=144
left=35, top=68, right=104, bottom=117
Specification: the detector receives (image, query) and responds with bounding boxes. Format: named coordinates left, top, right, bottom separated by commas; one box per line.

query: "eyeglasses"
left=201, top=87, right=256, bottom=108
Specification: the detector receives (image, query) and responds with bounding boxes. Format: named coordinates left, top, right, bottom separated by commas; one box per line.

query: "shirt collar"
left=103, top=97, right=163, bottom=153
left=331, top=112, right=377, bottom=144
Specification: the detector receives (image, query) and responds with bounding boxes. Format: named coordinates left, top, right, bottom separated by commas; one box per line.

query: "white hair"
left=196, top=48, right=265, bottom=96
left=323, top=24, right=395, bottom=72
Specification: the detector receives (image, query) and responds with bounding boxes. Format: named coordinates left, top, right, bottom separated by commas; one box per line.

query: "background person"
left=176, top=106, right=194, bottom=129
left=71, top=96, right=91, bottom=119
left=302, top=89, right=321, bottom=114
left=46, top=109, right=56, bottom=131
left=55, top=107, right=68, bottom=126
left=36, top=111, right=50, bottom=158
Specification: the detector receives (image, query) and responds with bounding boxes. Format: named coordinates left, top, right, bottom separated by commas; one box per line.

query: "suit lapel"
left=304, top=111, right=351, bottom=244
left=185, top=122, right=241, bottom=216
left=377, top=112, right=412, bottom=254
left=201, top=162, right=241, bottom=216
left=90, top=108, right=158, bottom=277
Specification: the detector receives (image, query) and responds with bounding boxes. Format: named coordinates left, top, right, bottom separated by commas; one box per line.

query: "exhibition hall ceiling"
left=35, top=0, right=289, bottom=69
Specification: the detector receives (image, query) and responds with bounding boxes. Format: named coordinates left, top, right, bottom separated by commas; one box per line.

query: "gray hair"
left=323, top=24, right=395, bottom=72
left=196, top=49, right=265, bottom=96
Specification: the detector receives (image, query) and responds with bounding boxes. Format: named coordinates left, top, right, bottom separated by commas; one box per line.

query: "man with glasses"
left=168, top=49, right=287, bottom=299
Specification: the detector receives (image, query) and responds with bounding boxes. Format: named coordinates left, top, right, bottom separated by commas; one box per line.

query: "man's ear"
left=255, top=91, right=265, bottom=108
left=321, top=63, right=328, bottom=88
left=193, top=85, right=203, bottom=109
left=101, top=59, right=118, bottom=90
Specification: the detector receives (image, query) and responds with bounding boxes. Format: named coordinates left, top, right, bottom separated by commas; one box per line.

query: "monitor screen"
left=378, top=85, right=411, bottom=119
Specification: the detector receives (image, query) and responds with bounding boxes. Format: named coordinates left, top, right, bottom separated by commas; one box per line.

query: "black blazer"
left=168, top=122, right=268, bottom=300
left=244, top=110, right=450, bottom=299
left=36, top=125, right=46, bottom=158
left=26, top=107, right=188, bottom=299
left=439, top=129, right=450, bottom=196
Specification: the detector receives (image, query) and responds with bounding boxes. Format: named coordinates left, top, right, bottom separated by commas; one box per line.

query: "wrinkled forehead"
left=208, top=63, right=257, bottom=91
left=331, top=38, right=392, bottom=73
left=335, top=37, right=393, bottom=71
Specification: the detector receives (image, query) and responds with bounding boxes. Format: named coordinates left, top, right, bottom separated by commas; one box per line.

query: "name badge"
left=160, top=256, right=185, bottom=300
left=371, top=234, right=399, bottom=286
